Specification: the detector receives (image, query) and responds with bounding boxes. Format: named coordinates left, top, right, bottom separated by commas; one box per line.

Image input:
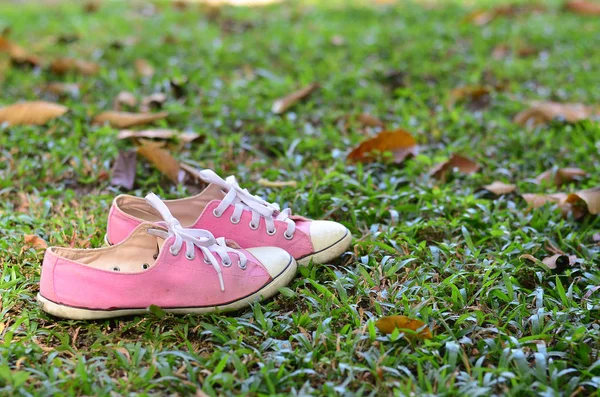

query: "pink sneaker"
left=37, top=193, right=297, bottom=320
left=106, top=169, right=352, bottom=265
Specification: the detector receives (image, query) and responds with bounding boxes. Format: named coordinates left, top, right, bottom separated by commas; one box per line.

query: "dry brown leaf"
left=482, top=181, right=517, bottom=195
left=520, top=254, right=543, bottom=264
left=536, top=167, right=587, bottom=186
left=271, top=82, right=319, bottom=114
left=514, top=101, right=600, bottom=127
left=542, top=254, right=579, bottom=272
left=522, top=193, right=569, bottom=209
left=565, top=0, right=600, bottom=15
left=566, top=187, right=600, bottom=215
left=93, top=111, right=168, bottom=128
left=113, top=91, right=137, bottom=110
left=356, top=113, right=385, bottom=128
left=44, top=82, right=80, bottom=97
left=492, top=44, right=538, bottom=59
left=0, top=36, right=41, bottom=66
left=448, top=85, right=491, bottom=108
left=83, top=0, right=101, bottom=13
left=257, top=179, right=298, bottom=188
left=110, top=150, right=137, bottom=190
left=23, top=234, right=48, bottom=251
left=0, top=101, right=68, bottom=126
left=465, top=4, right=546, bottom=26
left=137, top=140, right=185, bottom=184
left=50, top=57, right=99, bottom=76
left=141, top=93, right=167, bottom=111
left=430, top=154, right=480, bottom=180
left=348, top=129, right=417, bottom=164
left=135, top=58, right=154, bottom=77
left=375, top=315, right=432, bottom=339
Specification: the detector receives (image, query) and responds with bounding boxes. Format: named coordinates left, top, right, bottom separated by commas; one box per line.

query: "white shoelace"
left=198, top=169, right=296, bottom=239
left=145, top=193, right=247, bottom=292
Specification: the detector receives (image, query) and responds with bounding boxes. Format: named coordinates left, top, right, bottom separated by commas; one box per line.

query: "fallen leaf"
left=430, top=154, right=480, bottom=180
left=492, top=44, right=539, bottom=59
left=44, top=82, right=80, bottom=97
left=565, top=0, right=600, bottom=15
left=110, top=150, right=137, bottom=190
left=23, top=234, right=48, bottom=251
left=118, top=128, right=199, bottom=143
left=50, top=57, right=99, bottom=75
left=536, top=167, right=587, bottom=186
left=83, top=0, right=101, bottom=13
left=448, top=85, right=491, bottom=109
left=271, top=82, right=319, bottom=114
left=93, top=111, right=168, bottom=128
left=0, top=101, right=68, bottom=126
left=257, top=179, right=298, bottom=188
left=141, top=93, right=167, bottom=111
left=465, top=4, right=547, bottom=26
left=566, top=187, right=600, bottom=215
left=514, top=101, right=600, bottom=127
left=348, top=129, right=417, bottom=164
left=356, top=113, right=385, bottom=128
left=522, top=193, right=569, bottom=209
left=520, top=254, right=543, bottom=264
left=135, top=58, right=154, bottom=78
left=375, top=315, right=432, bottom=339
left=0, top=36, right=40, bottom=66
left=482, top=181, right=517, bottom=195
left=137, top=140, right=185, bottom=184
left=542, top=254, right=579, bottom=272
left=113, top=91, right=137, bottom=110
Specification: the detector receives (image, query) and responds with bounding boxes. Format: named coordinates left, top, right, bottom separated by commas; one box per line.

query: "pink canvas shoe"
left=37, top=193, right=297, bottom=320
left=106, top=169, right=352, bottom=266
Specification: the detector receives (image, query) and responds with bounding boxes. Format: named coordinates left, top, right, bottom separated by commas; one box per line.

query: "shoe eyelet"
left=284, top=231, right=294, bottom=240
left=230, top=216, right=240, bottom=224
left=266, top=228, right=277, bottom=236
left=169, top=246, right=178, bottom=256
left=203, top=256, right=211, bottom=264
left=142, top=263, right=150, bottom=270
left=185, top=253, right=195, bottom=261
left=213, top=209, right=222, bottom=218
left=249, top=222, right=259, bottom=230
left=153, top=253, right=158, bottom=259
left=239, top=261, right=247, bottom=270
left=112, top=266, right=120, bottom=272
left=222, top=258, right=232, bottom=267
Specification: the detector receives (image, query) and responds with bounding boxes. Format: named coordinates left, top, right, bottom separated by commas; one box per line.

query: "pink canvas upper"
left=107, top=191, right=315, bottom=260
left=39, top=224, right=274, bottom=310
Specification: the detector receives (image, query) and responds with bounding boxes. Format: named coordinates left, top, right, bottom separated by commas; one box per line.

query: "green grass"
left=1, top=0, right=600, bottom=395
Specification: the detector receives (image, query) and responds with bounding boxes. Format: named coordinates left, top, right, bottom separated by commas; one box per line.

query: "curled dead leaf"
left=50, top=57, right=99, bottom=76
left=375, top=315, right=432, bottom=339
left=110, top=150, right=137, bottom=190
left=271, top=82, right=319, bottom=114
left=137, top=140, right=185, bottom=184
left=542, top=254, right=579, bottom=272
left=564, top=0, right=600, bottom=15
left=522, top=187, right=599, bottom=218
left=135, top=58, right=154, bottom=78
left=0, top=36, right=41, bottom=66
left=113, top=91, right=137, bottom=110
left=482, top=181, right=517, bottom=195
left=257, top=179, right=298, bottom=188
left=44, top=82, right=80, bottom=97
left=348, top=129, right=417, bottom=164
left=93, top=111, right=168, bottom=128
left=536, top=167, right=587, bottom=186
left=514, top=101, right=599, bottom=127
left=0, top=101, right=68, bottom=126
left=430, top=154, right=480, bottom=180
left=566, top=187, right=600, bottom=215
left=23, top=234, right=48, bottom=251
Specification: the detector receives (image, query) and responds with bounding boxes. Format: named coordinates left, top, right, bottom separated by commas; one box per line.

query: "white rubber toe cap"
left=309, top=220, right=349, bottom=253
left=246, top=247, right=294, bottom=278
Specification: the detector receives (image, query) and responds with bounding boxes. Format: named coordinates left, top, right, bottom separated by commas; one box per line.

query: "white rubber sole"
left=37, top=256, right=297, bottom=320
left=297, top=229, right=352, bottom=266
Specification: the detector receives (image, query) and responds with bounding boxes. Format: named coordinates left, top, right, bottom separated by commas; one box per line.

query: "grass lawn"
left=1, top=0, right=600, bottom=395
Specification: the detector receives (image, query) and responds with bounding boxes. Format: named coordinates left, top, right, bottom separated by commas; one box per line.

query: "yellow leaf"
left=0, top=101, right=68, bottom=126
left=375, top=315, right=432, bottom=339
left=348, top=129, right=417, bottom=164
left=93, top=111, right=168, bottom=128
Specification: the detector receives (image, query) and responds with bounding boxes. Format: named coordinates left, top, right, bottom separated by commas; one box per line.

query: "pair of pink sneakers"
left=38, top=169, right=352, bottom=320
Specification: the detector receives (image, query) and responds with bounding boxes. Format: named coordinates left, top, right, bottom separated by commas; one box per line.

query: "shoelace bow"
left=198, top=169, right=296, bottom=238
left=145, top=193, right=247, bottom=292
